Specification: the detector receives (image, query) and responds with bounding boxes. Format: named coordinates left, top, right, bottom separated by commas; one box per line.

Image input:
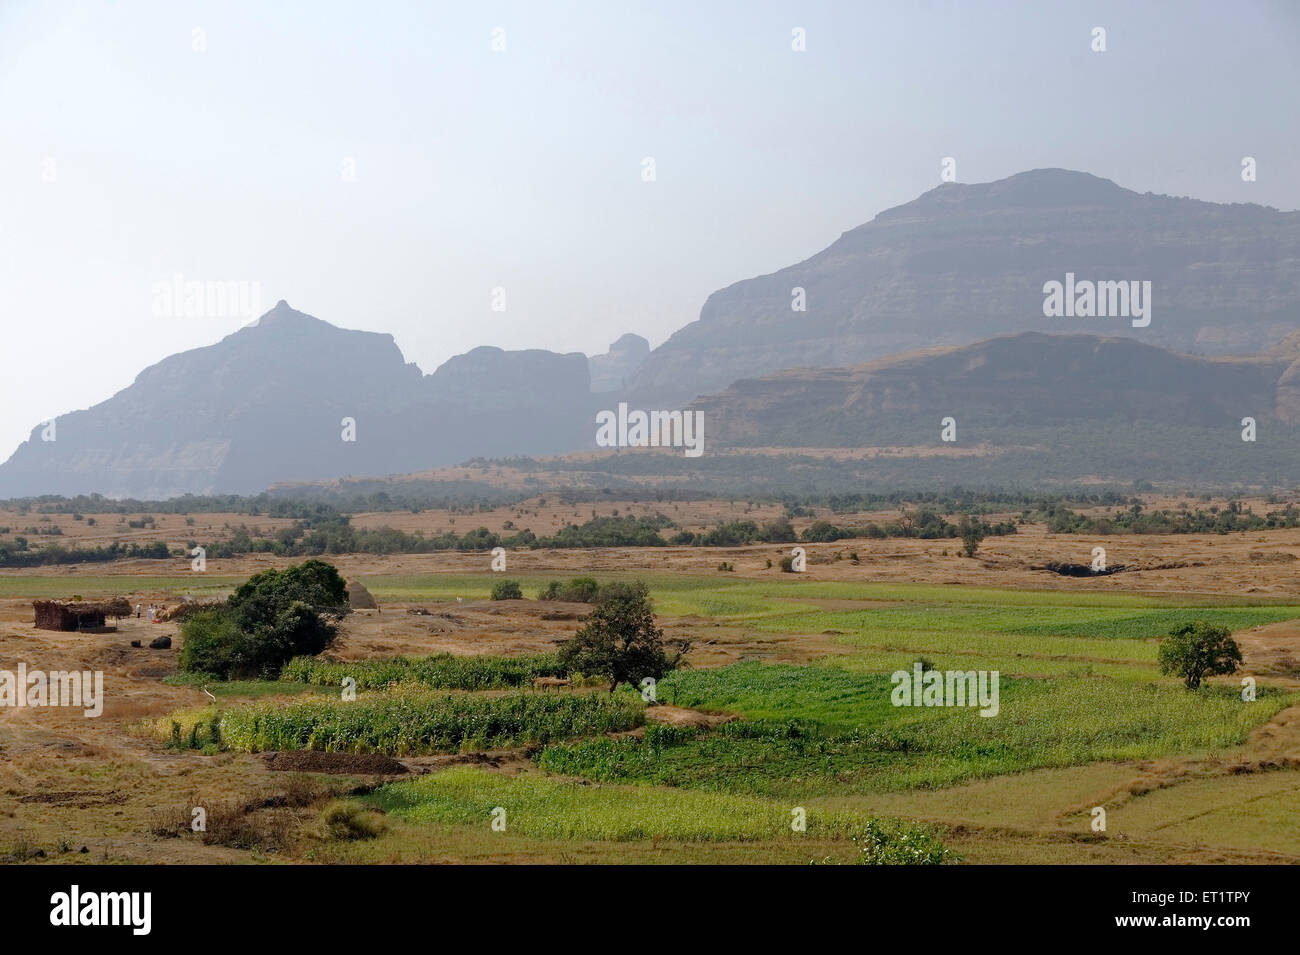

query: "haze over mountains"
left=630, top=169, right=1300, bottom=405
left=4, top=169, right=1299, bottom=498
left=589, top=334, right=651, bottom=393
left=693, top=331, right=1300, bottom=446
left=0, top=302, right=593, bottom=498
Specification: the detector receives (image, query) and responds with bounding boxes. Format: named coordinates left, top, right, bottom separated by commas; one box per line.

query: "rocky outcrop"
left=589, top=333, right=650, bottom=392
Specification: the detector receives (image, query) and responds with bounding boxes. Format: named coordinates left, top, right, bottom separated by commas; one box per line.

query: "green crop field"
left=366, top=765, right=856, bottom=841
left=153, top=689, right=644, bottom=755
left=122, top=572, right=1300, bottom=863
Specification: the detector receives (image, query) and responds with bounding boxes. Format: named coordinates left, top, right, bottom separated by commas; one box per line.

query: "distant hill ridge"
left=629, top=168, right=1300, bottom=405
left=6, top=167, right=1300, bottom=498
left=690, top=331, right=1300, bottom=447
left=0, top=301, right=594, bottom=498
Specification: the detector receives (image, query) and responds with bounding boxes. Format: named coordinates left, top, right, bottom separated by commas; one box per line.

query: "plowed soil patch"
left=260, top=751, right=408, bottom=775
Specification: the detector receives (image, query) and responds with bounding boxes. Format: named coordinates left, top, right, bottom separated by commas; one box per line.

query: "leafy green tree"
left=559, top=584, right=688, bottom=693
left=180, top=560, right=348, bottom=679
left=1157, top=620, right=1242, bottom=689
left=227, top=558, right=349, bottom=629
left=594, top=580, right=650, bottom=605
left=759, top=518, right=797, bottom=543
left=178, top=609, right=249, bottom=678
left=538, top=577, right=602, bottom=602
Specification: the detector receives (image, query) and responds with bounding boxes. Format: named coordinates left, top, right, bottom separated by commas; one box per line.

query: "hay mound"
left=1249, top=551, right=1298, bottom=564
left=157, top=600, right=222, bottom=623
left=346, top=579, right=378, bottom=609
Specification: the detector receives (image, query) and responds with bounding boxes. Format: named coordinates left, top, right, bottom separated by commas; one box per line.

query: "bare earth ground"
left=10, top=516, right=1300, bottom=598
left=2, top=503, right=1300, bottom=864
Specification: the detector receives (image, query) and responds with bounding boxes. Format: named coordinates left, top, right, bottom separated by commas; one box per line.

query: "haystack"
left=157, top=600, right=224, bottom=623
left=346, top=579, right=379, bottom=610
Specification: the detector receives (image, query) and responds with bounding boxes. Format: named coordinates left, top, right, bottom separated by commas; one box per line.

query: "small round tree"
left=1157, top=620, right=1242, bottom=689
left=490, top=579, right=523, bottom=600
left=957, top=516, right=985, bottom=558
left=559, top=582, right=688, bottom=693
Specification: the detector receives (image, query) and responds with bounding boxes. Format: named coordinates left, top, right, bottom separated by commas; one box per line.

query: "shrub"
left=561, top=577, right=600, bottom=602
left=759, top=519, right=797, bottom=543
left=593, top=580, right=649, bottom=606
left=853, top=819, right=958, bottom=865
left=802, top=521, right=845, bottom=543
left=179, top=611, right=253, bottom=680
left=319, top=801, right=386, bottom=840
left=490, top=579, right=523, bottom=600
left=537, top=577, right=606, bottom=603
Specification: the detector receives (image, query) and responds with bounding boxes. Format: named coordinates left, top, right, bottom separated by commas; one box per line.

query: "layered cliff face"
left=1276, top=362, right=1300, bottom=424
left=631, top=169, right=1300, bottom=406
left=0, top=302, right=594, bottom=498
left=1269, top=331, right=1300, bottom=423
left=690, top=332, right=1291, bottom=446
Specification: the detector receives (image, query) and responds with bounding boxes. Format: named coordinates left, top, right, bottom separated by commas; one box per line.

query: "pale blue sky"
left=2, top=0, right=1298, bottom=461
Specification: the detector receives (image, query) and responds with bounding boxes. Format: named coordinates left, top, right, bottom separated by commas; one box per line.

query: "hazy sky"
left=2, top=0, right=1298, bottom=462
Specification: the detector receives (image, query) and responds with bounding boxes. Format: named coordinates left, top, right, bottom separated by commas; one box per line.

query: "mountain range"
left=4, top=168, right=1298, bottom=498
left=0, top=302, right=593, bottom=498
left=630, top=168, right=1300, bottom=405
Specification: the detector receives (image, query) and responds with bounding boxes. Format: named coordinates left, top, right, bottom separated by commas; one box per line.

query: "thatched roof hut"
left=33, top=597, right=131, bottom=632
left=346, top=579, right=378, bottom=610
